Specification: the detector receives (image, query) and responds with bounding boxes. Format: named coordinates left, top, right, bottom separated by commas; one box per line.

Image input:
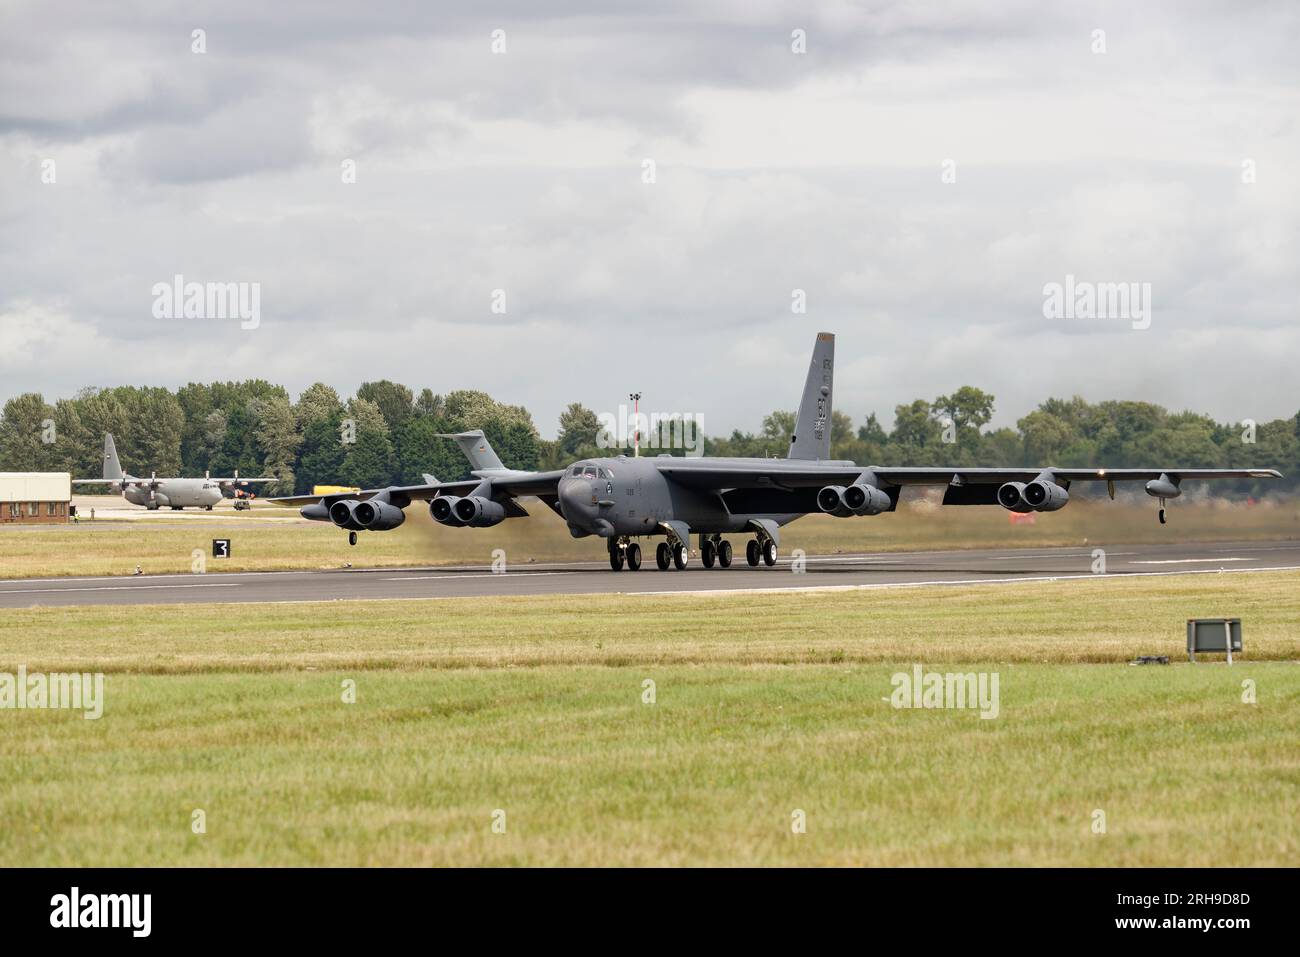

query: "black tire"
left=656, top=542, right=671, bottom=570
left=348, top=531, right=358, bottom=546
left=609, top=549, right=624, bottom=571
left=626, top=543, right=642, bottom=571
left=763, top=540, right=778, bottom=566
left=1159, top=508, right=1166, bottom=525
left=746, top=540, right=760, bottom=566
left=717, top=540, right=733, bottom=568
left=672, top=543, right=688, bottom=570
left=701, top=540, right=716, bottom=569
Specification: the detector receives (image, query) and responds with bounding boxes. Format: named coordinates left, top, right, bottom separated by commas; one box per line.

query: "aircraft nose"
left=558, top=478, right=593, bottom=522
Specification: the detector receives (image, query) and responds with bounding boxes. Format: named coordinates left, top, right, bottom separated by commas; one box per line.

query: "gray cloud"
left=1, top=0, right=1297, bottom=437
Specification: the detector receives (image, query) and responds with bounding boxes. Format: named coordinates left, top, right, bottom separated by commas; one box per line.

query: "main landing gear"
left=608, top=538, right=643, bottom=571
left=655, top=541, right=688, bottom=570
left=700, top=538, right=733, bottom=569
left=607, top=534, right=776, bottom=572
left=744, top=539, right=778, bottom=567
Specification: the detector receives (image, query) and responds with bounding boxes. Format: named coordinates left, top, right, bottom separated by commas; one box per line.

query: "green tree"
left=0, top=393, right=56, bottom=471
left=356, top=380, right=414, bottom=432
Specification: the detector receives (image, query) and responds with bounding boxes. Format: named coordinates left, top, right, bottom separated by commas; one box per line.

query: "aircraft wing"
left=655, top=458, right=1281, bottom=490
left=73, top=477, right=159, bottom=488
left=869, top=467, right=1283, bottom=485
left=266, top=470, right=566, bottom=508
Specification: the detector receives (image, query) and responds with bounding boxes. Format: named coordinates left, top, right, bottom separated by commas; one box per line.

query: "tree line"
left=0, top=381, right=1294, bottom=496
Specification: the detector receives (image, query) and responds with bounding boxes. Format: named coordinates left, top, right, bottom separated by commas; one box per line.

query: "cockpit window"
left=569, top=466, right=583, bottom=476
left=597, top=468, right=609, bottom=479
left=583, top=466, right=597, bottom=478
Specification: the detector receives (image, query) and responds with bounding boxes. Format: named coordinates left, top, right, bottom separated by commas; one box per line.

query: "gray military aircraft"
left=74, top=433, right=275, bottom=510
left=271, top=333, right=1281, bottom=569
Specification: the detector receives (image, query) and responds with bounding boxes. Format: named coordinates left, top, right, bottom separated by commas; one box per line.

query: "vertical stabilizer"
left=787, top=332, right=835, bottom=461
left=102, top=433, right=125, bottom=480
left=436, top=430, right=506, bottom=471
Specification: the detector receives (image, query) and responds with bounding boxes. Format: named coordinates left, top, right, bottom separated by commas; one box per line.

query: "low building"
left=0, top=472, right=72, bottom=524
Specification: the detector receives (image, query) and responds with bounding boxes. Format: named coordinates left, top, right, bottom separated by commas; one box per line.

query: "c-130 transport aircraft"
left=271, top=333, right=1281, bottom=571
left=76, top=433, right=275, bottom=510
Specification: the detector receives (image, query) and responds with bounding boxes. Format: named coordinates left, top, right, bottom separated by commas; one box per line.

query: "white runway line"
left=620, top=564, right=1300, bottom=599
left=0, top=582, right=241, bottom=595
left=382, top=572, right=571, bottom=581
left=1130, top=557, right=1253, bottom=564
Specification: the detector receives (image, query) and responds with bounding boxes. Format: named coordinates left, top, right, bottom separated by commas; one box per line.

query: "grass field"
left=2, top=495, right=1297, bottom=579
left=2, top=571, right=1298, bottom=866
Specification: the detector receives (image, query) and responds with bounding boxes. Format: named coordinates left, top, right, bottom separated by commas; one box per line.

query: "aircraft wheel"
left=763, top=541, right=778, bottom=566
left=746, top=540, right=761, bottom=566
left=626, top=543, right=642, bottom=571
left=701, top=540, right=716, bottom=568
left=1159, top=508, right=1166, bottom=525
left=717, top=540, right=733, bottom=568
left=656, top=542, right=671, bottom=570
left=609, top=549, right=624, bottom=571
left=348, top=531, right=358, bottom=546
left=205, top=505, right=214, bottom=511
left=672, top=543, right=688, bottom=570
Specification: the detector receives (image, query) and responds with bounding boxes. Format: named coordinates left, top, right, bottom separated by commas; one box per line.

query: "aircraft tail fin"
left=787, top=332, right=835, bottom=461
left=435, top=430, right=506, bottom=471
left=422, top=472, right=439, bottom=485
left=102, top=433, right=124, bottom=480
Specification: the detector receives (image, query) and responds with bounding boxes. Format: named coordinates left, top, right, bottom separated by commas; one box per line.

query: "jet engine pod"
left=1145, top=476, right=1182, bottom=499
left=328, top=499, right=365, bottom=530
left=817, top=486, right=848, bottom=515
left=843, top=483, right=891, bottom=515
left=354, top=499, right=406, bottom=531
left=429, top=496, right=465, bottom=526
left=300, top=501, right=330, bottom=522
left=996, top=482, right=1034, bottom=513
left=452, top=495, right=507, bottom=528
left=1023, top=480, right=1069, bottom=512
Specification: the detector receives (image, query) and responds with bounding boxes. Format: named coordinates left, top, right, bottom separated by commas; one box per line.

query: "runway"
left=2, top=539, right=1299, bottom=609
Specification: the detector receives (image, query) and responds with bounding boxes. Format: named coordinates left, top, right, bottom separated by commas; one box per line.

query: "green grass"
left=1, top=496, right=1296, bottom=579
left=1, top=572, right=1298, bottom=865
left=4, top=664, right=1296, bottom=866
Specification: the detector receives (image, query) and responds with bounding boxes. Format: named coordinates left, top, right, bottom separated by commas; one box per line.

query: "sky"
left=1, top=0, right=1297, bottom=438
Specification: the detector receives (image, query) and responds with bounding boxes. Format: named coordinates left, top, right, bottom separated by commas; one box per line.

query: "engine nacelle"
left=843, top=483, right=891, bottom=515
left=1023, top=479, right=1069, bottom=512
left=996, top=482, right=1034, bottom=513
left=1145, top=475, right=1181, bottom=499
left=816, top=486, right=853, bottom=518
left=452, top=495, right=507, bottom=528
left=328, top=499, right=366, bottom=530
left=300, top=502, right=330, bottom=522
left=355, top=499, right=406, bottom=531
left=429, top=496, right=466, bottom=526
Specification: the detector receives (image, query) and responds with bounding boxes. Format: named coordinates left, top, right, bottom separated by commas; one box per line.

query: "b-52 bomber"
left=271, top=334, right=1281, bottom=571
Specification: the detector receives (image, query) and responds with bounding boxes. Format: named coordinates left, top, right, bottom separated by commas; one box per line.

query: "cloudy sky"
left=2, top=0, right=1296, bottom=438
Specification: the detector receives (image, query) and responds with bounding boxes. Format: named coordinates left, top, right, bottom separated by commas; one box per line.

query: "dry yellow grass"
left=1, top=495, right=1296, bottom=579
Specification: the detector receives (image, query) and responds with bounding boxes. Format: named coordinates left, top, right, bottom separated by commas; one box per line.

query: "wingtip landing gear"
left=348, top=531, right=358, bottom=546
left=1158, top=498, right=1167, bottom=525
